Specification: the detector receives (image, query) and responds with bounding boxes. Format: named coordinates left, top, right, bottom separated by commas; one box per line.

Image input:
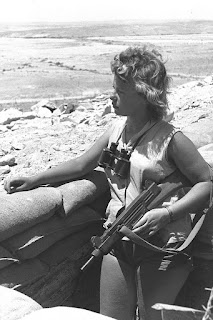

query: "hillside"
left=1, top=20, right=213, bottom=38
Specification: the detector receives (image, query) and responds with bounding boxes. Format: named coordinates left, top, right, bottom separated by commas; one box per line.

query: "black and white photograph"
left=0, top=1, right=213, bottom=319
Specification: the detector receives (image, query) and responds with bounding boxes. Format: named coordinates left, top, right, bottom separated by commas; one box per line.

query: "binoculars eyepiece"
left=98, top=142, right=131, bottom=179
left=98, top=142, right=118, bottom=169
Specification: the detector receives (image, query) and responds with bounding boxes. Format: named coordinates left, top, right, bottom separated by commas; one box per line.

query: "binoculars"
left=98, top=142, right=131, bottom=179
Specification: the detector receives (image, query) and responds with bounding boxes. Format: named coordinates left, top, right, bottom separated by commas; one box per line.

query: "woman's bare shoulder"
left=168, top=131, right=210, bottom=183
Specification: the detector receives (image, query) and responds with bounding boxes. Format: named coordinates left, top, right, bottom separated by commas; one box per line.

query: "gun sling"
left=118, top=212, right=206, bottom=256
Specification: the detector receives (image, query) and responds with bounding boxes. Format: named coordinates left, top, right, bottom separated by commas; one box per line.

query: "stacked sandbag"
left=0, top=168, right=110, bottom=308
left=21, top=306, right=116, bottom=320
left=0, top=286, right=43, bottom=320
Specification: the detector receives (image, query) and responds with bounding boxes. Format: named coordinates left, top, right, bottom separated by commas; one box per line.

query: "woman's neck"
left=126, top=114, right=151, bottom=137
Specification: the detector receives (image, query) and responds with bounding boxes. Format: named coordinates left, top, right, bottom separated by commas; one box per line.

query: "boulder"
left=0, top=108, right=23, bottom=125
left=182, top=119, right=213, bottom=148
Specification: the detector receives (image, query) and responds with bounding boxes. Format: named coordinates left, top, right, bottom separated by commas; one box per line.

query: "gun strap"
left=119, top=208, right=207, bottom=255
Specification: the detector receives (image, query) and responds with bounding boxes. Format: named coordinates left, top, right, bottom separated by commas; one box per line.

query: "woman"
left=4, top=46, right=212, bottom=320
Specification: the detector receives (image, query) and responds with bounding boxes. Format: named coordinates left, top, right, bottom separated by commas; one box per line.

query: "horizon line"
left=0, top=18, right=213, bottom=25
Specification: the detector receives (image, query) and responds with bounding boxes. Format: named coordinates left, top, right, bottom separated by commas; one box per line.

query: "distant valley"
left=0, top=19, right=212, bottom=111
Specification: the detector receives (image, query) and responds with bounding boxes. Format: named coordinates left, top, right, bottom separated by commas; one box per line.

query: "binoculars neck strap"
left=126, top=121, right=158, bottom=155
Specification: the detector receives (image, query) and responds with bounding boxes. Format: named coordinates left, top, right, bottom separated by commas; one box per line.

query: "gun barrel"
left=81, top=247, right=103, bottom=271
left=81, top=256, right=96, bottom=271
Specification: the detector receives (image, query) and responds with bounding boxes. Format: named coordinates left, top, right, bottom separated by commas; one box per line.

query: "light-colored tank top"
left=104, top=118, right=192, bottom=246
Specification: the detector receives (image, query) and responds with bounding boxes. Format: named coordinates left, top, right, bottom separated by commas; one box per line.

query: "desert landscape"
left=0, top=19, right=213, bottom=111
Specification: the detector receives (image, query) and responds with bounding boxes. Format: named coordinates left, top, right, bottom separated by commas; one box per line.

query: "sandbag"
left=0, top=286, right=42, bottom=320
left=2, top=206, right=104, bottom=260
left=56, top=168, right=109, bottom=216
left=0, top=245, right=19, bottom=270
left=0, top=258, right=48, bottom=288
left=19, top=225, right=104, bottom=307
left=21, top=306, right=115, bottom=320
left=0, top=187, right=62, bottom=242
left=0, top=169, right=109, bottom=242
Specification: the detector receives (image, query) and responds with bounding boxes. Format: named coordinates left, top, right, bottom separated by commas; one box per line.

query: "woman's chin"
left=113, top=107, right=122, bottom=114
left=113, top=107, right=120, bottom=114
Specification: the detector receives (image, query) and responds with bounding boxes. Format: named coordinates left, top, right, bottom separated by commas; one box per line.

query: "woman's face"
left=110, top=75, right=147, bottom=117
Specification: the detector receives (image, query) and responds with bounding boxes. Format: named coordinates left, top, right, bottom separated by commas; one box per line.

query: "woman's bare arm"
left=166, top=131, right=212, bottom=218
left=133, top=131, right=212, bottom=236
left=4, top=127, right=112, bottom=193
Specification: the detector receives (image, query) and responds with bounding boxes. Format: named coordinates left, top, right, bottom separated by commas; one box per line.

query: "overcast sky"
left=1, top=0, right=213, bottom=23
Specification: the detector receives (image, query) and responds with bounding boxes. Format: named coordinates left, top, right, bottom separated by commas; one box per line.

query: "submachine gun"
left=81, top=170, right=192, bottom=271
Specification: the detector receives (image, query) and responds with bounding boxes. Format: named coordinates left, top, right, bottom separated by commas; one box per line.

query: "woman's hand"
left=132, top=208, right=170, bottom=238
left=4, top=176, right=36, bottom=194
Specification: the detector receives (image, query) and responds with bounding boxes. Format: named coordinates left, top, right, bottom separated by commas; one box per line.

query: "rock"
left=198, top=143, right=213, bottom=166
left=70, top=111, right=87, bottom=124
left=198, top=151, right=213, bottom=167
left=31, top=99, right=55, bottom=112
left=203, top=75, right=213, bottom=85
left=0, top=165, right=10, bottom=175
left=6, top=123, right=15, bottom=129
left=0, top=125, right=8, bottom=132
left=1, top=145, right=12, bottom=155
left=11, top=124, right=22, bottom=131
left=34, top=107, right=52, bottom=118
left=52, top=109, right=62, bottom=117
left=53, top=103, right=76, bottom=116
left=21, top=112, right=36, bottom=120
left=11, top=142, right=25, bottom=150
left=182, top=119, right=213, bottom=149
left=44, top=101, right=57, bottom=112
left=0, top=108, right=23, bottom=125
left=76, top=106, right=87, bottom=112
left=58, top=145, right=71, bottom=152
left=59, top=115, right=76, bottom=124
left=0, top=155, right=16, bottom=167
left=31, top=100, right=56, bottom=118
left=199, top=143, right=213, bottom=152
left=101, top=105, right=112, bottom=117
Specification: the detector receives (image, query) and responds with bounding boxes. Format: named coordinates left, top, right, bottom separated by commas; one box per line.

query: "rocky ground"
left=0, top=75, right=213, bottom=193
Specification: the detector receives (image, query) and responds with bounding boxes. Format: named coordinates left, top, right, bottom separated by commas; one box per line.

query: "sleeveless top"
left=104, top=118, right=192, bottom=246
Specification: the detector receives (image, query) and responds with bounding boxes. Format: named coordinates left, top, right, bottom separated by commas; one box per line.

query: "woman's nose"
left=110, top=94, right=117, bottom=102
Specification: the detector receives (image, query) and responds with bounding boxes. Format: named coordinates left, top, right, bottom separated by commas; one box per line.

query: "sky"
left=0, top=0, right=213, bottom=23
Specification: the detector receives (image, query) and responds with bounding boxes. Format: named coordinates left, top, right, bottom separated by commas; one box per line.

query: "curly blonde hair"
left=111, top=46, right=171, bottom=120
